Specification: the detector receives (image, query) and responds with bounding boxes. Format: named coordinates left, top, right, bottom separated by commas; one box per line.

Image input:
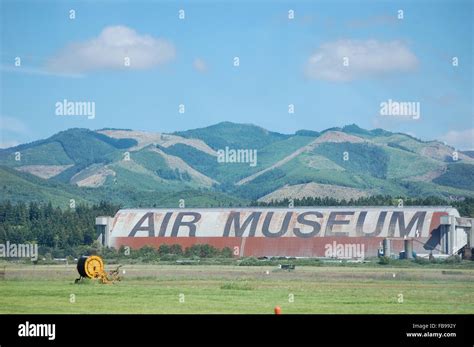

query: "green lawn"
left=0, top=265, right=472, bottom=314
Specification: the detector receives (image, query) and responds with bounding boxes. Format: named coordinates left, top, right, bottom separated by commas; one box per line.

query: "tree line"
left=254, top=195, right=474, bottom=217
left=0, top=201, right=120, bottom=258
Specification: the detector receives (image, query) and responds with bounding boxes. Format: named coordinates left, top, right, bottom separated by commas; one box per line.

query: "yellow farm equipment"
left=75, top=255, right=121, bottom=284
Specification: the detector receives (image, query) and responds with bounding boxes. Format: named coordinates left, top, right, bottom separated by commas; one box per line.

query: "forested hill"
left=1, top=122, right=473, bottom=208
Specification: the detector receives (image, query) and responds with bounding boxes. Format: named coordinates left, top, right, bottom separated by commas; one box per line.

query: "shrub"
left=238, top=257, right=262, bottom=266
left=138, top=245, right=159, bottom=262
left=158, top=244, right=170, bottom=256
left=160, top=254, right=180, bottom=261
left=444, top=255, right=461, bottom=264
left=169, top=244, right=183, bottom=256
left=184, top=244, right=220, bottom=258
left=101, top=246, right=118, bottom=258
left=220, top=247, right=233, bottom=258
left=414, top=257, right=430, bottom=265
left=378, top=256, right=391, bottom=265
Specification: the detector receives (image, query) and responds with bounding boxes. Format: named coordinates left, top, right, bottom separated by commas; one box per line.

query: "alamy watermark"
left=380, top=99, right=420, bottom=119
left=0, top=241, right=38, bottom=261
left=18, top=321, right=55, bottom=340
left=55, top=99, right=95, bottom=119
left=217, top=147, right=257, bottom=167
left=324, top=241, right=365, bottom=259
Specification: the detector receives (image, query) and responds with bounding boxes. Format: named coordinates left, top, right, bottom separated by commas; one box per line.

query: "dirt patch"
left=312, top=131, right=365, bottom=145
left=15, top=165, right=73, bottom=179
left=408, top=165, right=447, bottom=182
left=98, top=129, right=216, bottom=155
left=71, top=165, right=116, bottom=187
left=420, top=142, right=474, bottom=163
left=259, top=182, right=369, bottom=202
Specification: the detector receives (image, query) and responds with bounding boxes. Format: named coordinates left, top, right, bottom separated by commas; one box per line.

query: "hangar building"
left=96, top=207, right=473, bottom=258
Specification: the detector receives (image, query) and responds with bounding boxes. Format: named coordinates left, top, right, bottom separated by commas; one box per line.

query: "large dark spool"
left=77, top=256, right=89, bottom=278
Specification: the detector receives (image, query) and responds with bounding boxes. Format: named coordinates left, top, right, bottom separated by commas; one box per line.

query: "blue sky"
left=1, top=0, right=473, bottom=149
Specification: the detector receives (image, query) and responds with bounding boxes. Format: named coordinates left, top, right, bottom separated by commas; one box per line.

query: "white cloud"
left=193, top=58, right=207, bottom=72
left=439, top=128, right=474, bottom=151
left=47, top=26, right=176, bottom=73
left=0, top=116, right=29, bottom=134
left=305, top=39, right=418, bottom=82
left=0, top=116, right=30, bottom=149
left=0, top=65, right=83, bottom=78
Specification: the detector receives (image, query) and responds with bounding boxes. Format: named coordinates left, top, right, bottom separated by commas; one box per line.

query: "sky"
left=0, top=0, right=473, bottom=149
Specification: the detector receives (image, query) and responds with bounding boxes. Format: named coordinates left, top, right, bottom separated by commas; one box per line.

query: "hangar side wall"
left=112, top=236, right=435, bottom=257
left=106, top=207, right=457, bottom=257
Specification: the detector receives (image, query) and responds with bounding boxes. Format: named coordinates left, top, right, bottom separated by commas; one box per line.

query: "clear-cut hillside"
left=0, top=122, right=473, bottom=206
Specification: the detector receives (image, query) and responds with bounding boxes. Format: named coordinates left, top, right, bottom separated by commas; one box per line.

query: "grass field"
left=0, top=264, right=473, bottom=314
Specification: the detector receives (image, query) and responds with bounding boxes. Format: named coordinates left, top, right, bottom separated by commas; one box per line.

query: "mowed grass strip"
left=0, top=265, right=472, bottom=314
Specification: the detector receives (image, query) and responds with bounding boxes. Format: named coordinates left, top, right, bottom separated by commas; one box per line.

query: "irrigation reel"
left=75, top=255, right=122, bottom=284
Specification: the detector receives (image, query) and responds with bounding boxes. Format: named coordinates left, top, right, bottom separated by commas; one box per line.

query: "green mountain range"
left=1, top=122, right=473, bottom=207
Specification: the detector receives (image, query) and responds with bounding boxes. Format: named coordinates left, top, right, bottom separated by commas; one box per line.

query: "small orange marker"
left=274, top=306, right=281, bottom=315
